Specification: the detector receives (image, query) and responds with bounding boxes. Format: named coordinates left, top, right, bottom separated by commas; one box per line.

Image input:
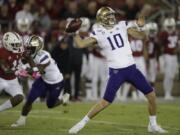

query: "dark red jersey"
left=92, top=48, right=105, bottom=58
left=129, top=38, right=144, bottom=57
left=159, top=31, right=178, bottom=55
left=0, top=48, right=22, bottom=80
left=147, top=37, right=158, bottom=58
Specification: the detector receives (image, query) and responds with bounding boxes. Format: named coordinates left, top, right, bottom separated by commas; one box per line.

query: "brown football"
left=65, top=18, right=82, bottom=33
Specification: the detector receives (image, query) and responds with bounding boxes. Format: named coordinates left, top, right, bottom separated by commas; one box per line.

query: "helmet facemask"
left=26, top=46, right=37, bottom=56
left=102, top=13, right=116, bottom=28
left=11, top=42, right=24, bottom=53
left=149, top=29, right=157, bottom=37
left=165, top=25, right=175, bottom=34
left=145, top=22, right=158, bottom=38
left=17, top=18, right=31, bottom=33
left=163, top=18, right=176, bottom=34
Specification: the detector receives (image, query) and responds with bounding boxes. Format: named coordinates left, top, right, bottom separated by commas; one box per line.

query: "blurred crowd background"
left=0, top=0, right=180, bottom=101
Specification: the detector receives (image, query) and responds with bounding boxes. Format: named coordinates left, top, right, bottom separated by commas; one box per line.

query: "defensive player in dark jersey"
left=0, top=32, right=24, bottom=112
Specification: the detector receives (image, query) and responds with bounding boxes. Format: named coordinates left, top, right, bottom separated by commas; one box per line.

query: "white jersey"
left=33, top=50, right=63, bottom=84
left=90, top=21, right=135, bottom=69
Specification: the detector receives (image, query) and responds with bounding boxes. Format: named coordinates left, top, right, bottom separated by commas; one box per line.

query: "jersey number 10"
left=107, top=33, right=124, bottom=50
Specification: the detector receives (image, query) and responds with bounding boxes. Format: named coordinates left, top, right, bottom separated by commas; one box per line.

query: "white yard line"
left=29, top=115, right=180, bottom=131
left=29, top=115, right=133, bottom=131
left=5, top=110, right=180, bottom=131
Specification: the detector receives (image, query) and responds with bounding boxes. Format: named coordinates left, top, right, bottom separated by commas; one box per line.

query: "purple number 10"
left=107, top=33, right=124, bottom=50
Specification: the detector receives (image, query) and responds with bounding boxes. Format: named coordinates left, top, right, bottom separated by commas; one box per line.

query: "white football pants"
left=163, top=54, right=178, bottom=98
left=83, top=54, right=108, bottom=100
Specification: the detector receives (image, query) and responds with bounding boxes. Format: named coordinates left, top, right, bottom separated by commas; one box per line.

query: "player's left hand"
left=137, top=14, right=145, bottom=27
left=15, top=69, right=29, bottom=77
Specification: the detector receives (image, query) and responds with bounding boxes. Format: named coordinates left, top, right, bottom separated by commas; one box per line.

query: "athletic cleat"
left=132, top=91, right=138, bottom=101
left=62, top=93, right=70, bottom=105
left=148, top=123, right=168, bottom=133
left=164, top=95, right=174, bottom=100
left=68, top=122, right=85, bottom=134
left=11, top=117, right=26, bottom=127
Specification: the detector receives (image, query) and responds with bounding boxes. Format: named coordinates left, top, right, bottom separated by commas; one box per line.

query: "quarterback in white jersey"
left=90, top=21, right=135, bottom=68
left=69, top=7, right=167, bottom=134
left=11, top=35, right=69, bottom=127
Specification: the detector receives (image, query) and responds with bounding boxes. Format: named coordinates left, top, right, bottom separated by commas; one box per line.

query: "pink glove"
left=15, top=69, right=29, bottom=77
left=32, top=71, right=41, bottom=79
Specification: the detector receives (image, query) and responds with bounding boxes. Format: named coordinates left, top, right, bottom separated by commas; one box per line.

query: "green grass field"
left=0, top=100, right=180, bottom=135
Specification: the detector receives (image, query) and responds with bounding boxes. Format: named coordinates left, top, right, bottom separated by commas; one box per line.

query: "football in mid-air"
left=65, top=18, right=82, bottom=33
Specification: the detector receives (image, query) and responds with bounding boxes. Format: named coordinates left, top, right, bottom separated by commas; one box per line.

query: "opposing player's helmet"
left=145, top=22, right=158, bottom=37
left=96, top=7, right=116, bottom=28
left=163, top=18, right=176, bottom=33
left=26, top=35, right=44, bottom=57
left=79, top=17, right=91, bottom=32
left=16, top=18, right=31, bottom=33
left=2, top=32, right=24, bottom=53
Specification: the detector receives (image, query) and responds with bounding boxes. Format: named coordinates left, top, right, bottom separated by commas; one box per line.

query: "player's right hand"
left=32, top=71, right=41, bottom=79
left=137, top=14, right=145, bottom=27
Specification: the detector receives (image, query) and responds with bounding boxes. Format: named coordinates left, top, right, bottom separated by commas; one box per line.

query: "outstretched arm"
left=127, top=28, right=147, bottom=40
left=24, top=56, right=48, bottom=74
left=74, top=34, right=97, bottom=48
left=127, top=15, right=147, bottom=40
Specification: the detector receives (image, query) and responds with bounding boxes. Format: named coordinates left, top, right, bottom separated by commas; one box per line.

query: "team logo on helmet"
left=96, top=7, right=117, bottom=28
left=26, top=35, right=44, bottom=57
left=2, top=32, right=24, bottom=53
